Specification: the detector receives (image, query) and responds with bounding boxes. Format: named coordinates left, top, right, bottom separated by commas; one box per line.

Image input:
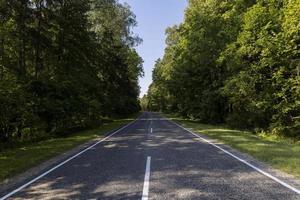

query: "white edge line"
left=142, top=156, right=151, bottom=200
left=168, top=119, right=300, bottom=195
left=0, top=118, right=139, bottom=200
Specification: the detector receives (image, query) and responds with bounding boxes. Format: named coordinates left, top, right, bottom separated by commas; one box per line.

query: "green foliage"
left=0, top=0, right=143, bottom=143
left=148, top=0, right=300, bottom=136
left=140, top=95, right=148, bottom=111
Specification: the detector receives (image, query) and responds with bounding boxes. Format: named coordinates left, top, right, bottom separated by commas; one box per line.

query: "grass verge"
left=0, top=115, right=138, bottom=182
left=166, top=114, right=300, bottom=179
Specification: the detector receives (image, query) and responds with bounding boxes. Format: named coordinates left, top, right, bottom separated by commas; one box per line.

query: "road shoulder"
left=0, top=119, right=137, bottom=195
left=165, top=115, right=300, bottom=195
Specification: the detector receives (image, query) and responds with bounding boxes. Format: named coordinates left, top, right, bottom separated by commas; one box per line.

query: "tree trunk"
left=58, top=0, right=65, bottom=62
left=35, top=1, right=42, bottom=79
left=0, top=37, right=4, bottom=80
left=18, top=2, right=27, bottom=76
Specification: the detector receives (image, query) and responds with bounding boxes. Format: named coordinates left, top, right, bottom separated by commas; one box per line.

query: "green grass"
left=167, top=115, right=300, bottom=179
left=0, top=116, right=137, bottom=182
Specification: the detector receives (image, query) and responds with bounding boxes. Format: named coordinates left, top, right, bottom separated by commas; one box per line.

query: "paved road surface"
left=1, top=112, right=299, bottom=199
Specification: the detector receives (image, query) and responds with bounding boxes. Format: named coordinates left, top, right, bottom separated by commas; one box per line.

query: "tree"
left=0, top=0, right=143, bottom=143
left=147, top=0, right=299, bottom=136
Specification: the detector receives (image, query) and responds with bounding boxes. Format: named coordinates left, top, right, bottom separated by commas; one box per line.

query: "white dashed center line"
left=142, top=156, right=151, bottom=200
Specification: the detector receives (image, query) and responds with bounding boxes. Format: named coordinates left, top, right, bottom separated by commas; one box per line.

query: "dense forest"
left=0, top=0, right=143, bottom=143
left=146, top=0, right=300, bottom=137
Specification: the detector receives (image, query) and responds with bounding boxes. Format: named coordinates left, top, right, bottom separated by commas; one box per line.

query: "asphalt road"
left=1, top=112, right=300, bottom=199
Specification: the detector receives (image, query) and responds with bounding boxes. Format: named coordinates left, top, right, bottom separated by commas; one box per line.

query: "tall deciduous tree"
left=0, top=0, right=143, bottom=143
left=147, top=0, right=299, bottom=136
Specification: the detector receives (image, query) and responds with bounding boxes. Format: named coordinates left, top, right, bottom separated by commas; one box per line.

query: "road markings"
left=168, top=120, right=300, bottom=195
left=138, top=118, right=165, bottom=121
left=0, top=118, right=139, bottom=200
left=150, top=128, right=153, bottom=134
left=142, top=156, right=151, bottom=200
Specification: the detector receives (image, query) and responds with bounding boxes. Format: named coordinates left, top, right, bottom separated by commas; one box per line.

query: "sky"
left=119, top=0, right=188, bottom=97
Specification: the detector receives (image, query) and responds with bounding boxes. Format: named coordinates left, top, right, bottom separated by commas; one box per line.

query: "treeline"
left=0, top=0, right=143, bottom=143
left=146, top=0, right=300, bottom=137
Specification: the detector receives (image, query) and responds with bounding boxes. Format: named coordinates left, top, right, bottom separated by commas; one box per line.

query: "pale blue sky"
left=119, top=0, right=188, bottom=97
